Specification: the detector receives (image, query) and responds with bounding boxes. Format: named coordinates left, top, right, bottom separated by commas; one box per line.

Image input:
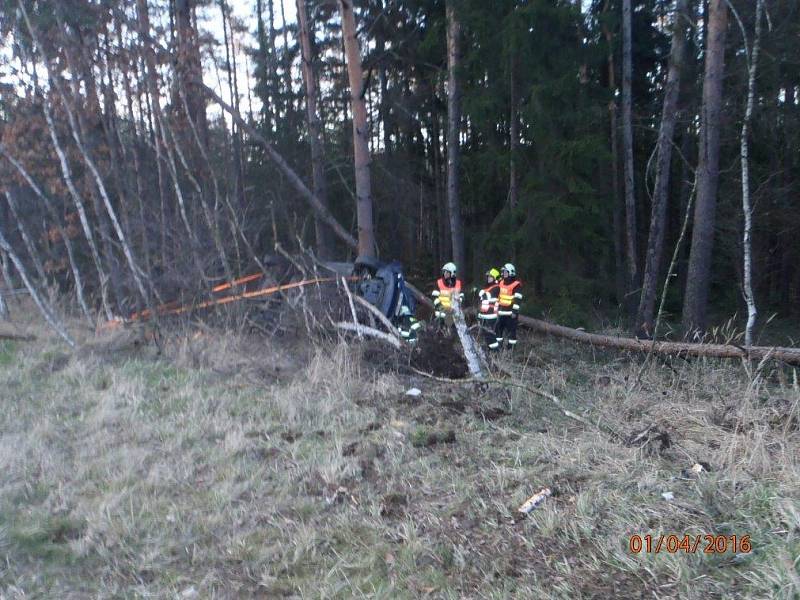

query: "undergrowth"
left=0, top=309, right=798, bottom=598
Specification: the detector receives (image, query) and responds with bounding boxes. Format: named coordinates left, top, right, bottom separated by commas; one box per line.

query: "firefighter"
left=431, top=262, right=463, bottom=329
left=495, top=263, right=522, bottom=349
left=478, top=267, right=501, bottom=349
left=396, top=302, right=421, bottom=343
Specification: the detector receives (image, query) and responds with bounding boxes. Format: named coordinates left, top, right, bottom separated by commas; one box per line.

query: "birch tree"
left=0, top=228, right=75, bottom=347
left=739, top=0, right=764, bottom=347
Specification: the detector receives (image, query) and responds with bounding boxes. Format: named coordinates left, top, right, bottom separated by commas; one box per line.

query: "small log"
left=0, top=332, right=36, bottom=342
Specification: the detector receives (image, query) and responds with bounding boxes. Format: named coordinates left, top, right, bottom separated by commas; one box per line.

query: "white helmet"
left=502, top=263, right=516, bottom=277
left=442, top=262, right=457, bottom=275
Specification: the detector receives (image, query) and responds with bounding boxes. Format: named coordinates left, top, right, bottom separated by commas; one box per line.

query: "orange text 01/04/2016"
left=628, top=534, right=752, bottom=555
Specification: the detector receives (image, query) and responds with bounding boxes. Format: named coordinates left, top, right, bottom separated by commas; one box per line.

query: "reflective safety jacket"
left=497, top=278, right=522, bottom=316
left=478, top=284, right=499, bottom=320
left=432, top=278, right=463, bottom=318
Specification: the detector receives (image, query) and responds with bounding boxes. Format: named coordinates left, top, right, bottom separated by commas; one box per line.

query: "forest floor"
left=0, top=304, right=799, bottom=599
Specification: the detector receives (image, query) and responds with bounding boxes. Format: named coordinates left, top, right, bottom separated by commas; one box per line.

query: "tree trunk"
left=297, top=0, right=333, bottom=259
left=219, top=0, right=245, bottom=210
left=509, top=53, right=519, bottom=213
left=338, top=0, right=376, bottom=258
left=175, top=0, right=208, bottom=145
left=116, top=10, right=152, bottom=274
left=602, top=2, right=626, bottom=306
left=446, top=0, right=465, bottom=271
left=135, top=0, right=171, bottom=268
left=406, top=284, right=800, bottom=366
left=682, top=0, right=728, bottom=333
left=740, top=0, right=764, bottom=347
left=279, top=0, right=296, bottom=125
left=636, top=0, right=691, bottom=336
left=41, top=88, right=113, bottom=320
left=621, top=0, right=639, bottom=306
left=54, top=10, right=127, bottom=311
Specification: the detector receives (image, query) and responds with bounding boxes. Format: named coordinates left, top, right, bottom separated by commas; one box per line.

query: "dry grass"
left=0, top=302, right=798, bottom=598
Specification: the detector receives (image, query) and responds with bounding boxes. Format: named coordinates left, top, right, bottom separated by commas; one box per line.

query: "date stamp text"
left=629, top=534, right=752, bottom=554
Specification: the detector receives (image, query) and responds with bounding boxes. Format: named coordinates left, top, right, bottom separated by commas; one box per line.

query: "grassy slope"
left=0, top=317, right=799, bottom=599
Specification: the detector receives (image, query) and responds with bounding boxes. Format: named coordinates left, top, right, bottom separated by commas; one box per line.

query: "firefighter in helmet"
left=478, top=267, right=501, bottom=349
left=431, top=262, right=464, bottom=329
left=494, top=263, right=522, bottom=348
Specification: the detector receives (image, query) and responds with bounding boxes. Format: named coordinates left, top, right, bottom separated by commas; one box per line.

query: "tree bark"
left=338, top=0, right=376, bottom=258
left=516, top=314, right=800, bottom=366
left=40, top=89, right=113, bottom=320
left=135, top=0, right=171, bottom=267
left=602, top=3, right=626, bottom=306
left=297, top=0, right=333, bottom=259
left=682, top=0, right=728, bottom=333
left=509, top=53, right=520, bottom=213
left=621, top=0, right=639, bottom=306
left=115, top=9, right=152, bottom=274
left=446, top=0, right=466, bottom=271
left=255, top=0, right=275, bottom=133
left=219, top=0, right=245, bottom=210
left=175, top=0, right=208, bottom=145
left=740, top=0, right=764, bottom=347
left=636, top=0, right=691, bottom=336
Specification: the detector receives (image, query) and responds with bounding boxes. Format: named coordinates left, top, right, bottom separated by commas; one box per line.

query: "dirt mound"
left=410, top=331, right=469, bottom=379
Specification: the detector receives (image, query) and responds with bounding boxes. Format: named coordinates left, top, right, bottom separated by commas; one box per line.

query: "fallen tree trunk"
left=0, top=331, right=36, bottom=342
left=404, top=283, right=800, bottom=366
left=452, top=301, right=485, bottom=379
left=517, top=316, right=800, bottom=365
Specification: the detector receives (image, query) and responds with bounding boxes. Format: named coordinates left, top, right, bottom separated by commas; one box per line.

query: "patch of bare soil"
left=409, top=330, right=469, bottom=379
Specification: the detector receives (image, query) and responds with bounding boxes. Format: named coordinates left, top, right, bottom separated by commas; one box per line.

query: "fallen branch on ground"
left=0, top=331, right=36, bottom=341
left=408, top=365, right=617, bottom=437
left=404, top=283, right=800, bottom=365
left=352, top=294, right=401, bottom=341
left=517, top=316, right=800, bottom=366
left=334, top=322, right=402, bottom=349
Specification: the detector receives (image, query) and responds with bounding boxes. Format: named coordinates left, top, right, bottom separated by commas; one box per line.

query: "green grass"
left=0, top=320, right=798, bottom=598
left=0, top=340, right=17, bottom=366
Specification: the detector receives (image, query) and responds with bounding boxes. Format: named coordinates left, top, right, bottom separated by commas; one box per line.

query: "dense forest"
left=0, top=0, right=798, bottom=337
